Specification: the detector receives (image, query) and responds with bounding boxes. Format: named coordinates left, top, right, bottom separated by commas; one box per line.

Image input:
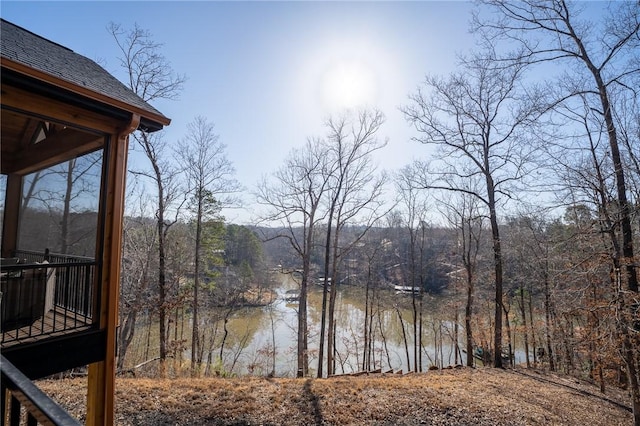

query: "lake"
left=125, top=272, right=526, bottom=377
left=204, top=272, right=522, bottom=377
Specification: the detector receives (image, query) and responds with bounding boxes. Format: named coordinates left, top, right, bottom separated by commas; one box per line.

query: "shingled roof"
left=1, top=19, right=170, bottom=130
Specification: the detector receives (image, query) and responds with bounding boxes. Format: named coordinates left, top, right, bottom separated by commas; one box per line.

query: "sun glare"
left=321, top=59, right=377, bottom=111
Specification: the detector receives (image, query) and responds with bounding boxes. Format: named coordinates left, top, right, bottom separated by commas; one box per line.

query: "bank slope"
left=39, top=367, right=632, bottom=425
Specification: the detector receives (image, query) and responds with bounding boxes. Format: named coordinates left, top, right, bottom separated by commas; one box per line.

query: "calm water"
left=128, top=272, right=525, bottom=377
left=206, top=273, right=515, bottom=377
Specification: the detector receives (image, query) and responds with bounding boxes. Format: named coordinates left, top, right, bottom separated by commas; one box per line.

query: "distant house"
left=1, top=19, right=169, bottom=425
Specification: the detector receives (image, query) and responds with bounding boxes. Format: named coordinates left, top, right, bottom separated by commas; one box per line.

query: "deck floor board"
left=1, top=308, right=92, bottom=348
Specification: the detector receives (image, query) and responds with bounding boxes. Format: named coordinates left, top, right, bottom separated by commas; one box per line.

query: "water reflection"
left=214, top=273, right=486, bottom=377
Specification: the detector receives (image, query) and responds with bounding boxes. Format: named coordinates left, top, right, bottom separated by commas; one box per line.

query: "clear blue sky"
left=2, top=1, right=478, bottom=224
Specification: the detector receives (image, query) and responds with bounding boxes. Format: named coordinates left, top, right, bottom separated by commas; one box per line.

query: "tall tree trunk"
left=529, top=289, right=537, bottom=367
left=518, top=287, right=530, bottom=368
left=409, top=230, right=418, bottom=373
left=191, top=193, right=203, bottom=377
left=486, top=181, right=503, bottom=368
left=396, top=306, right=411, bottom=372
left=327, top=271, right=338, bottom=375
left=327, top=223, right=343, bottom=376
left=157, top=195, right=167, bottom=377
left=117, top=310, right=137, bottom=371
left=298, top=252, right=310, bottom=377
left=503, top=304, right=513, bottom=368
left=585, top=48, right=639, bottom=424
left=544, top=268, right=555, bottom=371
left=411, top=288, right=418, bottom=372
left=269, top=303, right=277, bottom=377
left=367, top=276, right=377, bottom=371
left=615, top=268, right=640, bottom=425
left=173, top=306, right=179, bottom=373
left=465, top=263, right=475, bottom=367
left=318, top=278, right=330, bottom=376
left=144, top=311, right=152, bottom=360
left=61, top=160, right=74, bottom=254
left=377, top=299, right=392, bottom=370
left=454, top=309, right=460, bottom=365
left=418, top=290, right=424, bottom=372
left=318, top=218, right=334, bottom=378
left=362, top=273, right=371, bottom=372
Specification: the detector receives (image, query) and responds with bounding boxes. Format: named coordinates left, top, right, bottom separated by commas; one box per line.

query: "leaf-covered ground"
left=38, top=367, right=632, bottom=425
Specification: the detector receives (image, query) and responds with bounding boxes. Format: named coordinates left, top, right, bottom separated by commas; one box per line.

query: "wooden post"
left=86, top=115, right=137, bottom=426
left=1, top=174, right=22, bottom=258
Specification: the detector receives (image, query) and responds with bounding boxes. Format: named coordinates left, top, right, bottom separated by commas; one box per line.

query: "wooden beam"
left=1, top=84, right=123, bottom=135
left=20, top=117, right=40, bottom=148
left=1, top=128, right=104, bottom=175
left=1, top=330, right=106, bottom=380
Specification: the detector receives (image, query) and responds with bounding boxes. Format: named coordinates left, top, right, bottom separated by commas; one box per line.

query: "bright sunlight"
left=321, top=59, right=377, bottom=110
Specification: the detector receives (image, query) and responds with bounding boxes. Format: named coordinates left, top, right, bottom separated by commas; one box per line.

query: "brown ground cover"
left=38, top=367, right=632, bottom=425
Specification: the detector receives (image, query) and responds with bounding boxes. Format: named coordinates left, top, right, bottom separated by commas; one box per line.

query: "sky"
left=2, top=1, right=479, bottom=224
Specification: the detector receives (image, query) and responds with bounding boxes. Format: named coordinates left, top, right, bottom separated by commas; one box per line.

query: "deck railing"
left=0, top=354, right=81, bottom=425
left=1, top=250, right=96, bottom=345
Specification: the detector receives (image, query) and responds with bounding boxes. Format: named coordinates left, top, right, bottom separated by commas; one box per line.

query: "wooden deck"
left=1, top=308, right=92, bottom=348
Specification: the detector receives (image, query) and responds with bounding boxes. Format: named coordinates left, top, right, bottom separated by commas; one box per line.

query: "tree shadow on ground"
left=303, top=379, right=324, bottom=425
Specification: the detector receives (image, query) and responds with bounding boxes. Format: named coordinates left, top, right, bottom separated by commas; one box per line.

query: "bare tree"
left=110, top=22, right=186, bottom=376
left=395, top=163, right=431, bottom=372
left=613, top=89, right=640, bottom=198
left=319, top=109, right=389, bottom=377
left=402, top=53, right=538, bottom=368
left=256, top=138, right=332, bottom=377
left=109, top=22, right=185, bottom=104
left=20, top=152, right=102, bottom=256
left=476, top=0, right=639, bottom=291
left=503, top=212, right=552, bottom=370
left=176, top=116, right=240, bottom=377
left=133, top=132, right=184, bottom=374
left=118, top=209, right=156, bottom=371
left=441, top=187, right=484, bottom=368
left=548, top=91, right=640, bottom=410
left=473, top=4, right=639, bottom=416
left=58, top=155, right=102, bottom=256
left=360, top=232, right=384, bottom=372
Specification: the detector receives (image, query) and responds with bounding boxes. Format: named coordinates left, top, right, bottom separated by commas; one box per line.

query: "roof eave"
left=1, top=57, right=171, bottom=131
